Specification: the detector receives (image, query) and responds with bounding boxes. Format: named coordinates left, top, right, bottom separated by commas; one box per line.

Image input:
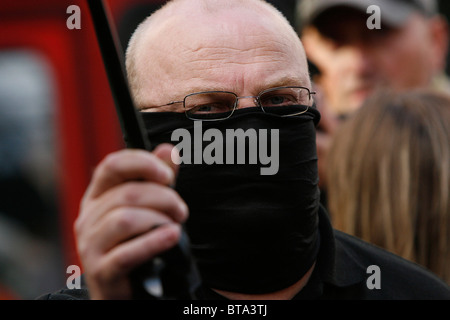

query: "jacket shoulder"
left=334, top=230, right=450, bottom=299
left=36, top=288, right=90, bottom=300
left=35, top=276, right=90, bottom=300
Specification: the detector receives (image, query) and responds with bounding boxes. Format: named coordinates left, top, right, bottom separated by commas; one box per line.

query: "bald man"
left=40, top=0, right=449, bottom=300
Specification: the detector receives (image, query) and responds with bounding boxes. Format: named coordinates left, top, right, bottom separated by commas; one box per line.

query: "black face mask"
left=141, top=106, right=321, bottom=294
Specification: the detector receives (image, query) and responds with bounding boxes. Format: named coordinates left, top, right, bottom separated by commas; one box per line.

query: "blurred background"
left=0, top=0, right=448, bottom=299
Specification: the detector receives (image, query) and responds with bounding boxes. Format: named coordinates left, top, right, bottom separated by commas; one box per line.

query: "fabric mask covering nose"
left=141, top=106, right=321, bottom=294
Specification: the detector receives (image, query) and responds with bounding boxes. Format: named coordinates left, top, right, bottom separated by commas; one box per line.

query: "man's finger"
left=84, top=149, right=176, bottom=201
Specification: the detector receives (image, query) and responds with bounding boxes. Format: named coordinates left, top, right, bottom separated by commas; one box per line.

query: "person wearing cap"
left=295, top=0, right=449, bottom=201
left=297, top=0, right=449, bottom=116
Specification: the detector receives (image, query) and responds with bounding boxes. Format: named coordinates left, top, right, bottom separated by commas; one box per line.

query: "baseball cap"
left=297, top=0, right=438, bottom=30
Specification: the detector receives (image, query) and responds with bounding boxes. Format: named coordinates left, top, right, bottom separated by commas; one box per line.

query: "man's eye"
left=271, top=95, right=287, bottom=105
left=193, top=103, right=230, bottom=114
left=261, top=94, right=296, bottom=106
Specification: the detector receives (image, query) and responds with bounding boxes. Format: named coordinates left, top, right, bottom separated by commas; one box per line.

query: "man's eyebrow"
left=257, top=75, right=311, bottom=91
left=182, top=75, right=312, bottom=95
left=182, top=85, right=233, bottom=94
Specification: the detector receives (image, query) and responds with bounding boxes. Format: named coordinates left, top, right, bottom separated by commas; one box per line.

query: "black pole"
left=86, top=0, right=199, bottom=300
left=86, top=0, right=151, bottom=150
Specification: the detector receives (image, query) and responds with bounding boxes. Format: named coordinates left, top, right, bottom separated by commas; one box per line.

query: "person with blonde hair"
left=326, top=89, right=450, bottom=283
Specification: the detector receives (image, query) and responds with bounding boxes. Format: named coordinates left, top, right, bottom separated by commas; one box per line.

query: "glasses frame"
left=153, top=86, right=316, bottom=121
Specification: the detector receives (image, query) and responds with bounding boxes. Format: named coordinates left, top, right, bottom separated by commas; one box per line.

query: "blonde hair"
left=326, top=89, right=450, bottom=283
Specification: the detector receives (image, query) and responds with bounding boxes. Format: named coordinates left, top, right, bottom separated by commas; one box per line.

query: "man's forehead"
left=128, top=0, right=310, bottom=106
left=145, top=0, right=282, bottom=30
left=137, top=5, right=307, bottom=70
left=143, top=4, right=292, bottom=40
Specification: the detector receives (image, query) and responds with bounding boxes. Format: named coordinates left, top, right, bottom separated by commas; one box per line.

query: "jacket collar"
left=316, top=205, right=366, bottom=287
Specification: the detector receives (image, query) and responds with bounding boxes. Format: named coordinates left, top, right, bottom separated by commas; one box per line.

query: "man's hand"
left=74, top=143, right=188, bottom=299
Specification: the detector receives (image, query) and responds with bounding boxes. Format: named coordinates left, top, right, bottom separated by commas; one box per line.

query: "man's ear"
left=428, top=15, right=449, bottom=73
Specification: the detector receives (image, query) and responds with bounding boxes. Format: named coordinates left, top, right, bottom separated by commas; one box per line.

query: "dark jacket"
left=38, top=207, right=450, bottom=300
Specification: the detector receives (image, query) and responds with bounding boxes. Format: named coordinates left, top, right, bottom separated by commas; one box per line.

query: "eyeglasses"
left=149, top=86, right=316, bottom=121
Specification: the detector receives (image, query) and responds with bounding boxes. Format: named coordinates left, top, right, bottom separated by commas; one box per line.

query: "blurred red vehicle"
left=0, top=0, right=166, bottom=299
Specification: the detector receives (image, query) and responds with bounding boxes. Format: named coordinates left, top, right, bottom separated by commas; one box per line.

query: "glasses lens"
left=259, top=87, right=311, bottom=116
left=185, top=91, right=236, bottom=120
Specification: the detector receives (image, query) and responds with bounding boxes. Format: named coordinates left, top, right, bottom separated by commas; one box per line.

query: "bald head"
left=125, top=0, right=310, bottom=110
